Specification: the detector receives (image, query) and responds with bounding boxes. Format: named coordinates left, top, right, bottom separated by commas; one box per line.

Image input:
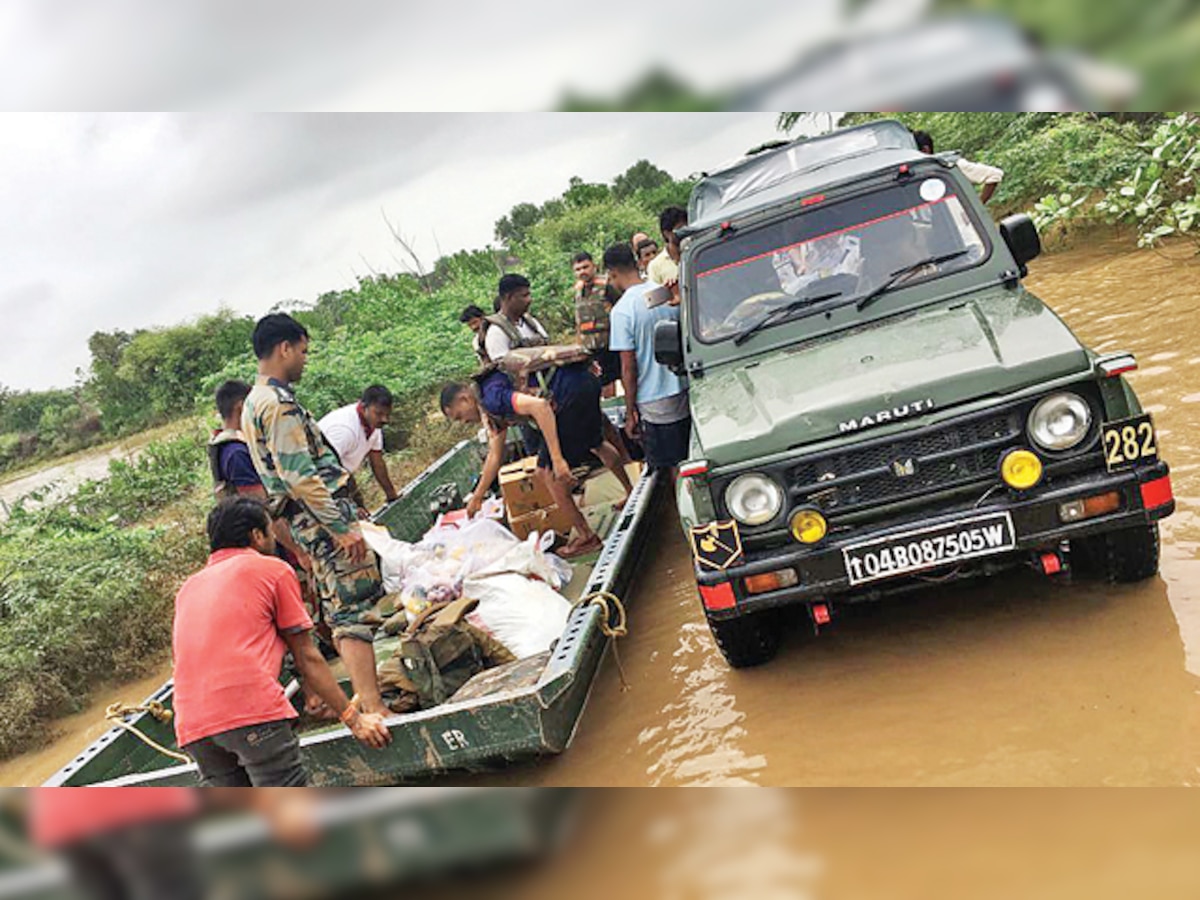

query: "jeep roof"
left=687, top=119, right=933, bottom=231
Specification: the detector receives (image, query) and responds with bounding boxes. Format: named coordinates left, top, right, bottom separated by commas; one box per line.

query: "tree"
left=613, top=159, right=673, bottom=199
left=493, top=202, right=543, bottom=246
left=777, top=112, right=844, bottom=134
left=558, top=69, right=724, bottom=111
left=563, top=176, right=610, bottom=209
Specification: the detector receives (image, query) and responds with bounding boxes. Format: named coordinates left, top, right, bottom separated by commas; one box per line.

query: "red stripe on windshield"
left=696, top=196, right=950, bottom=280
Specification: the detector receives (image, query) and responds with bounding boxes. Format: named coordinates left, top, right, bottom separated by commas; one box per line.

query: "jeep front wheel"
left=706, top=608, right=783, bottom=668
left=1072, top=523, right=1161, bottom=584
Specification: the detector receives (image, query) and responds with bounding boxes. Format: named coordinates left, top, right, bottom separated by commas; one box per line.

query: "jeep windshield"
left=691, top=175, right=990, bottom=343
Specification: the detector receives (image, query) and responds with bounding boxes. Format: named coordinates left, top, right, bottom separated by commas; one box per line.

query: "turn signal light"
left=790, top=509, right=828, bottom=544
left=1059, top=492, right=1121, bottom=523
left=743, top=569, right=799, bottom=595
left=1001, top=449, right=1044, bottom=491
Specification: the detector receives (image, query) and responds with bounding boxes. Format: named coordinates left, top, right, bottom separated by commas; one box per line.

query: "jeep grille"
left=789, top=408, right=1023, bottom=513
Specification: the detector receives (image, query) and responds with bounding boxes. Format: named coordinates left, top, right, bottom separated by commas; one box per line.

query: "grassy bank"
left=0, top=416, right=468, bottom=763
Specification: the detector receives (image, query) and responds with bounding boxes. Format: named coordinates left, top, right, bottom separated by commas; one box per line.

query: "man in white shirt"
left=482, top=274, right=549, bottom=363
left=912, top=130, right=1004, bottom=204
left=318, top=385, right=399, bottom=505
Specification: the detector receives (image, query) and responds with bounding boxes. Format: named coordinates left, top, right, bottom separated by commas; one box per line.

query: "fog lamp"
left=790, top=508, right=828, bottom=544
left=1001, top=449, right=1044, bottom=491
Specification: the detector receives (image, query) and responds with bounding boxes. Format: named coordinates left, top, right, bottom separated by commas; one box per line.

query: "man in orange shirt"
left=173, top=497, right=390, bottom=786
left=28, top=789, right=318, bottom=900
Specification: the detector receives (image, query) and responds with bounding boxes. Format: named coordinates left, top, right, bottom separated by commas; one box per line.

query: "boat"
left=42, top=424, right=660, bottom=787
left=0, top=788, right=578, bottom=900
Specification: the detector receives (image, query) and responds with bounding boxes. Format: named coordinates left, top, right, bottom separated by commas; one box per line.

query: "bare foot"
left=560, top=533, right=602, bottom=559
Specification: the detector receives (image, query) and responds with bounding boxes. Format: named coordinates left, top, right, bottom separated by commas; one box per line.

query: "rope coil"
left=576, top=590, right=631, bottom=692
left=104, top=701, right=192, bottom=764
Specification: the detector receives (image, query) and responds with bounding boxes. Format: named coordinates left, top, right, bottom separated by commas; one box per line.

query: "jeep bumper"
left=696, top=462, right=1174, bottom=619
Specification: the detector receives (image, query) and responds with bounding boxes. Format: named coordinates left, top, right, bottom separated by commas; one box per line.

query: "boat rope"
left=576, top=590, right=631, bottom=692
left=104, top=701, right=192, bottom=765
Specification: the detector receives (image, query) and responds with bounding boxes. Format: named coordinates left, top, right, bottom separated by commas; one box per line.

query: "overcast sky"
left=0, top=113, right=783, bottom=391
left=0, top=1, right=859, bottom=110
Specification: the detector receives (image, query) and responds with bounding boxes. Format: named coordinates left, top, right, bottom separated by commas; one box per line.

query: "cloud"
left=0, top=112, right=779, bottom=391
left=0, top=0, right=836, bottom=111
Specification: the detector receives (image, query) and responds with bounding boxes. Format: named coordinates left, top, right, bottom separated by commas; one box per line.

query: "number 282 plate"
left=842, top=512, right=1016, bottom=586
left=1102, top=413, right=1158, bottom=472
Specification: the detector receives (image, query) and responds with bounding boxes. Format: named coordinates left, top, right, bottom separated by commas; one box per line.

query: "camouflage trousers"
left=288, top=498, right=384, bottom=644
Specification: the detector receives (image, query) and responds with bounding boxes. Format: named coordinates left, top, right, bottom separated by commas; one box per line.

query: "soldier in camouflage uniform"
left=241, top=313, right=388, bottom=716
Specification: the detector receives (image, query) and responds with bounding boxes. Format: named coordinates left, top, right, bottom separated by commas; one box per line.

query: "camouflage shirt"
left=574, top=275, right=611, bottom=352
left=242, top=376, right=352, bottom=535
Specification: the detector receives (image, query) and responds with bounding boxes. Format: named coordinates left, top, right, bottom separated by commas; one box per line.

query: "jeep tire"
left=706, top=608, right=783, bottom=668
left=1072, top=523, right=1161, bottom=584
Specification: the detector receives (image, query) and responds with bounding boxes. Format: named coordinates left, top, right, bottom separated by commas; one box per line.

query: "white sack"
left=461, top=573, right=573, bottom=659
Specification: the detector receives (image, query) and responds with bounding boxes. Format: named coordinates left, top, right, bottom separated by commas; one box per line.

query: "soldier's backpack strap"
left=482, top=313, right=549, bottom=361
left=482, top=314, right=521, bottom=361
left=207, top=429, right=247, bottom=499
left=522, top=314, right=549, bottom=348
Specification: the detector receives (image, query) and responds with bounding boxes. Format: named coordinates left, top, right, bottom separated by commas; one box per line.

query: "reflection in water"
left=1027, top=238, right=1200, bottom=680
left=641, top=619, right=767, bottom=786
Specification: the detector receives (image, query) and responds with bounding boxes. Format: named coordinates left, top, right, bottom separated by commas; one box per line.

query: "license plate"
left=842, top=512, right=1016, bottom=586
left=1102, top=413, right=1159, bottom=472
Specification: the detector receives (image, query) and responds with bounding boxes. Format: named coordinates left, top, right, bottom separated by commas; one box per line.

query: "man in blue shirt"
left=209, top=380, right=270, bottom=499
left=605, top=243, right=691, bottom=476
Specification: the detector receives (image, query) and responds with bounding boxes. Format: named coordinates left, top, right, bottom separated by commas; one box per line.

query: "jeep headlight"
left=1028, top=392, right=1092, bottom=451
left=725, top=474, right=783, bottom=526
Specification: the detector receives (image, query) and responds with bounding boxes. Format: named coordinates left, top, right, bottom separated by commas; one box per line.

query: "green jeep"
left=654, top=120, right=1176, bottom=668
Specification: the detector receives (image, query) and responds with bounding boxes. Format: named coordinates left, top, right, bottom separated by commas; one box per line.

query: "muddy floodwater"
left=471, top=236, right=1200, bottom=787
left=2, top=238, right=1198, bottom=788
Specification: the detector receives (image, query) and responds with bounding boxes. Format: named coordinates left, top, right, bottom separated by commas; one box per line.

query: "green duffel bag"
left=394, top=598, right=515, bottom=709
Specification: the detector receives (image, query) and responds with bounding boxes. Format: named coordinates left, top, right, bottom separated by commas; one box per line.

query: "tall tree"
left=612, top=159, right=673, bottom=199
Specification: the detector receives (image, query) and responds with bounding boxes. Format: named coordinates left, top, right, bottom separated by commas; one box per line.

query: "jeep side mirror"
left=654, top=319, right=683, bottom=373
left=999, top=213, right=1041, bottom=274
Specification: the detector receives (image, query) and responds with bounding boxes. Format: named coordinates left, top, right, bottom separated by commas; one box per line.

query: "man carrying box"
left=439, top=356, right=632, bottom=558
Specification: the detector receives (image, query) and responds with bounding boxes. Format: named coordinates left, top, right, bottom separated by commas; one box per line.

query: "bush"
left=0, top=432, right=211, bottom=760
left=1093, top=113, right=1200, bottom=251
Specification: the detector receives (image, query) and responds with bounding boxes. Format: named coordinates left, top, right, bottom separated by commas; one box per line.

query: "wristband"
left=339, top=696, right=360, bottom=725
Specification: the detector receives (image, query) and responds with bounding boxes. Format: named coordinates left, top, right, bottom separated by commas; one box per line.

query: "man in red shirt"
left=30, top=788, right=202, bottom=900
left=173, top=497, right=390, bottom=786
left=28, top=788, right=318, bottom=900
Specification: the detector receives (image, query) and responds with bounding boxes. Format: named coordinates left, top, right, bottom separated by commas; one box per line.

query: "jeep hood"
left=689, top=290, right=1089, bottom=467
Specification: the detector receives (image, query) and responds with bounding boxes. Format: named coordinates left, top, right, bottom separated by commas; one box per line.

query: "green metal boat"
left=0, top=788, right=578, bottom=900
left=43, top=432, right=658, bottom=787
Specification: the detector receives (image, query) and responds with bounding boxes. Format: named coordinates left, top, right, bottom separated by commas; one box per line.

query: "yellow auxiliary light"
left=791, top=508, right=828, bottom=544
left=1001, top=449, right=1044, bottom=491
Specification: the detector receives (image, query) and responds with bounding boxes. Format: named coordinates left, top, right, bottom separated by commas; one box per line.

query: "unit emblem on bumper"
left=689, top=521, right=745, bottom=571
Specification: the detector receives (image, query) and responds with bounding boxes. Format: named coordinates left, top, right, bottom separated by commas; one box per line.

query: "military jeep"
left=655, top=120, right=1176, bottom=668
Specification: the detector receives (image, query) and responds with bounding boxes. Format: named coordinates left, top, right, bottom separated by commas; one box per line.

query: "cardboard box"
left=508, top=505, right=575, bottom=541
left=499, top=456, right=554, bottom=519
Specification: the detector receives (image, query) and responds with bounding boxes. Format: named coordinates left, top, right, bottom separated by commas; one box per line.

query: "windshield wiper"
left=732, top=291, right=842, bottom=346
left=854, top=250, right=971, bottom=313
